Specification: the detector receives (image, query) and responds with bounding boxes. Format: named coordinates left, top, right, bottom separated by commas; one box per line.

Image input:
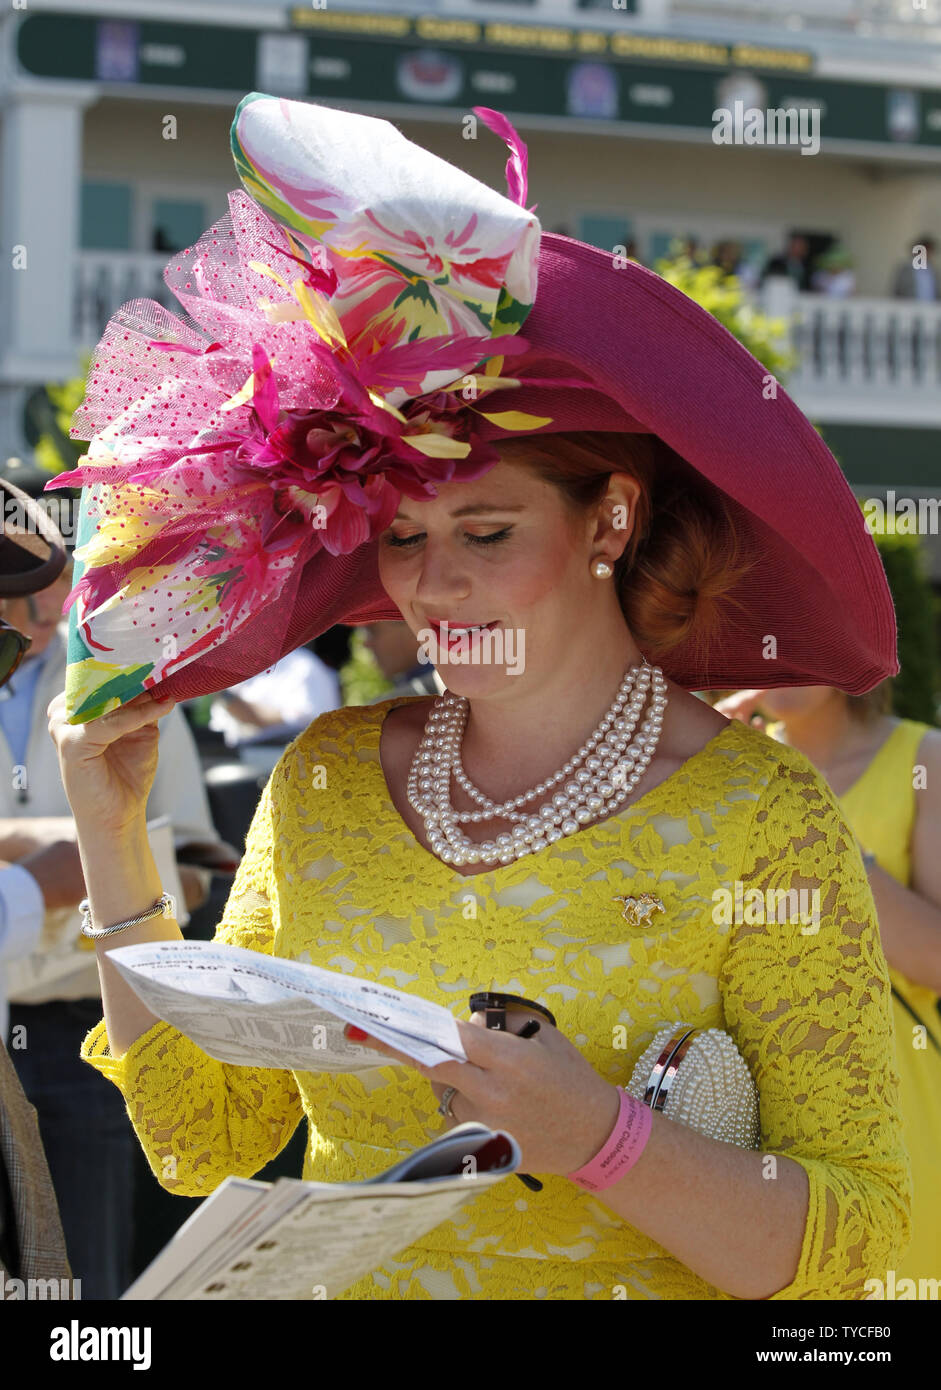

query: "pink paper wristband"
left=567, top=1087, right=653, bottom=1192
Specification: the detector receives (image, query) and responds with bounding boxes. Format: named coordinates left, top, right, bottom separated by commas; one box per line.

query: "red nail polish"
left=345, top=1024, right=368, bottom=1041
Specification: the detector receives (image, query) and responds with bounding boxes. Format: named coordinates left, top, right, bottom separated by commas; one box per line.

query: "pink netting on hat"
left=72, top=195, right=347, bottom=442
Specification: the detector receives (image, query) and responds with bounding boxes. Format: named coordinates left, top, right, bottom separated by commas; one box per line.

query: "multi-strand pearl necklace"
left=406, top=662, right=668, bottom=867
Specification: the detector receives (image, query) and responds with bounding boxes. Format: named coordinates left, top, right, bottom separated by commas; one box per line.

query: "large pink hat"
left=50, top=94, right=896, bottom=723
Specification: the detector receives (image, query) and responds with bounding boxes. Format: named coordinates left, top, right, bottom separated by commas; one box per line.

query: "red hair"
left=497, top=430, right=752, bottom=662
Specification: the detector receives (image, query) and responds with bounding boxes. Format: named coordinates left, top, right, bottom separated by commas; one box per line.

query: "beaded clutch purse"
left=624, top=1025, right=760, bottom=1149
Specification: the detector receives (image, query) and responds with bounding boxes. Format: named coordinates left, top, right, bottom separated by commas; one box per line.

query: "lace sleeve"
left=718, top=754, right=912, bottom=1299
left=80, top=761, right=304, bottom=1197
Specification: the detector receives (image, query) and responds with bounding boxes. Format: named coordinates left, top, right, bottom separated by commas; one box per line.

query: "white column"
left=0, top=70, right=97, bottom=459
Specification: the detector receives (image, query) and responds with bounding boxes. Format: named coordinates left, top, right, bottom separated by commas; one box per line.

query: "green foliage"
left=339, top=628, right=393, bottom=707
left=870, top=517, right=940, bottom=726
left=32, top=353, right=92, bottom=476
left=653, top=250, right=796, bottom=379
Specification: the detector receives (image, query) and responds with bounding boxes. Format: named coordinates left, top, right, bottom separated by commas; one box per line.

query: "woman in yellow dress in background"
left=719, top=683, right=941, bottom=1288
left=44, top=94, right=912, bottom=1300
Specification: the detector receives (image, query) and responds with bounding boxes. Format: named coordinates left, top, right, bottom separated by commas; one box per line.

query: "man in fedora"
left=0, top=474, right=72, bottom=1294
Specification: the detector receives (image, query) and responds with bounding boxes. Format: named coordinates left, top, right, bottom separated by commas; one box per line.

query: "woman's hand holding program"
left=345, top=1014, right=621, bottom=1178
left=46, top=689, right=178, bottom=840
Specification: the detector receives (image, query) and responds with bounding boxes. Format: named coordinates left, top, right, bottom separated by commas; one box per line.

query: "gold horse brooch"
left=613, top=893, right=666, bottom=926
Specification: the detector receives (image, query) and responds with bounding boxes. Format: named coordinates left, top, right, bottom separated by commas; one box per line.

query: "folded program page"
left=106, top=938, right=469, bottom=1070
left=123, top=1125, right=521, bottom=1301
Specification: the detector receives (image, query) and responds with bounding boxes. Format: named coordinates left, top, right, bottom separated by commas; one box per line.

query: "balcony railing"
left=762, top=285, right=941, bottom=424
left=673, top=0, right=941, bottom=23
left=74, top=251, right=177, bottom=349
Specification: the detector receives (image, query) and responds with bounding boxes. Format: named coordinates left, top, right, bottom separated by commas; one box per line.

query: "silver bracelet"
left=79, top=892, right=175, bottom=940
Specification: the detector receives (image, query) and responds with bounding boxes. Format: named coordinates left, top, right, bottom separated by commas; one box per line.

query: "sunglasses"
left=0, top=617, right=31, bottom=687
left=467, top=991, right=557, bottom=1030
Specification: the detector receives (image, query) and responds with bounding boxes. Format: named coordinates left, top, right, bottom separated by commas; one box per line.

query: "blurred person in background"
left=893, top=235, right=940, bottom=301
left=715, top=683, right=941, bottom=1286
left=762, top=232, right=812, bottom=291
left=208, top=642, right=342, bottom=771
left=710, top=240, right=760, bottom=291
left=0, top=476, right=72, bottom=1293
left=309, top=626, right=353, bottom=679
left=0, top=463, right=230, bottom=1299
left=361, top=620, right=443, bottom=701
left=711, top=239, right=742, bottom=278
left=811, top=245, right=856, bottom=298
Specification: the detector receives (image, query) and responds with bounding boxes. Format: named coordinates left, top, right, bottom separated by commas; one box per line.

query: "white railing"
left=759, top=284, right=941, bottom=424
left=674, top=0, right=854, bottom=13
left=673, top=0, right=940, bottom=20
left=74, top=252, right=177, bottom=349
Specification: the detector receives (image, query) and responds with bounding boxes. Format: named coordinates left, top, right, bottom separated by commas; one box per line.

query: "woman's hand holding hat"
left=46, top=688, right=177, bottom=841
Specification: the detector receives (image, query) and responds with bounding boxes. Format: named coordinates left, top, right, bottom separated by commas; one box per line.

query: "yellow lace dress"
left=81, top=699, right=911, bottom=1300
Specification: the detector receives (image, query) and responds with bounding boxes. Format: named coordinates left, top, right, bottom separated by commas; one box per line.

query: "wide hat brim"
left=141, top=233, right=895, bottom=700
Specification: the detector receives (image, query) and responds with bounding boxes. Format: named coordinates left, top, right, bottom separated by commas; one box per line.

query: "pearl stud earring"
left=591, top=558, right=613, bottom=579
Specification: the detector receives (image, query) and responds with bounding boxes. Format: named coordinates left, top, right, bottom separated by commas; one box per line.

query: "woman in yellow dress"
left=718, top=682, right=941, bottom=1289
left=44, top=95, right=911, bottom=1300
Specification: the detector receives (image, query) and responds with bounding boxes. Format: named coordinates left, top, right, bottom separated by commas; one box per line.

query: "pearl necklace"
left=406, top=663, right=668, bottom=867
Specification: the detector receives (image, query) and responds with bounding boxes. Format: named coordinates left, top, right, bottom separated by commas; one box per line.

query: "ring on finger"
left=438, top=1085, right=458, bottom=1119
